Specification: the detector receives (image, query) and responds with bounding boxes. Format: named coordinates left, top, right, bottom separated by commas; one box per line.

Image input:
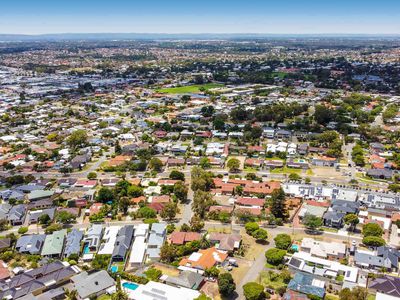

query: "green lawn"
left=156, top=83, right=223, bottom=94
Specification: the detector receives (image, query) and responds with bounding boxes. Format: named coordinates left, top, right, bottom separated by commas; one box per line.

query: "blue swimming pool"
left=83, top=245, right=90, bottom=254
left=122, top=282, right=139, bottom=291
left=291, top=244, right=299, bottom=252
left=110, top=265, right=118, bottom=273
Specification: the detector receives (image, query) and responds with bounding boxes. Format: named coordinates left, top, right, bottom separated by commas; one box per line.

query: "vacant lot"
left=156, top=83, right=223, bottom=94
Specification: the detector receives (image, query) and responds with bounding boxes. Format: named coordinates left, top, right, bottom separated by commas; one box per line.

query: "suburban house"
left=7, top=204, right=27, bottom=225
left=146, top=223, right=167, bottom=261
left=301, top=238, right=347, bottom=260
left=286, top=273, right=325, bottom=300
left=355, top=247, right=400, bottom=272
left=41, top=229, right=67, bottom=258
left=170, top=232, right=202, bottom=245
left=16, top=234, right=46, bottom=255
left=369, top=275, right=400, bottom=300
left=83, top=224, right=104, bottom=254
left=63, top=229, right=84, bottom=259
left=111, top=225, right=134, bottom=262
left=208, top=233, right=242, bottom=253
left=179, top=247, right=228, bottom=274
left=0, top=261, right=80, bottom=300
left=71, top=270, right=115, bottom=300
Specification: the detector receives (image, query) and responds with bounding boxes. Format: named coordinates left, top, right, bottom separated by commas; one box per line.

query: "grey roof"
left=64, top=229, right=84, bottom=258
left=0, top=189, right=25, bottom=201
left=209, top=233, right=241, bottom=251
left=16, top=234, right=46, bottom=254
left=28, top=208, right=56, bottom=223
left=146, top=247, right=161, bottom=259
left=369, top=275, right=400, bottom=297
left=164, top=271, right=204, bottom=289
left=84, top=224, right=103, bottom=249
left=8, top=204, right=27, bottom=223
left=151, top=222, right=167, bottom=235
left=148, top=233, right=164, bottom=247
left=71, top=270, right=115, bottom=299
left=111, top=225, right=134, bottom=260
left=323, top=211, right=345, bottom=222
left=355, top=248, right=399, bottom=269
left=0, top=203, right=12, bottom=220
left=0, top=261, right=78, bottom=300
left=16, top=185, right=46, bottom=193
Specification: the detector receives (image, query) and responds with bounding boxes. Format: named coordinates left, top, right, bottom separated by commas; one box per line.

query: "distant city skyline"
left=1, top=0, right=400, bottom=35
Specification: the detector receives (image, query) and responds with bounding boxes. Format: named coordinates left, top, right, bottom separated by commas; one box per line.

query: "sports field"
left=156, top=83, right=223, bottom=94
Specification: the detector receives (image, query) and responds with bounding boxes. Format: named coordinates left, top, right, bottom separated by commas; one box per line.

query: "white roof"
left=376, top=292, right=400, bottom=300
left=126, top=281, right=200, bottom=300
left=292, top=251, right=359, bottom=283
left=301, top=238, right=346, bottom=258
left=98, top=226, right=120, bottom=255
left=129, top=236, right=147, bottom=264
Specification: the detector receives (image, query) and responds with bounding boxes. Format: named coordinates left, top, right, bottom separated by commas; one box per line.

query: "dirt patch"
left=201, top=281, right=221, bottom=300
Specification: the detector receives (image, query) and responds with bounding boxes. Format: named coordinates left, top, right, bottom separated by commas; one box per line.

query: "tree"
left=252, top=228, right=268, bottom=242
left=192, top=190, right=214, bottom=218
left=127, top=185, right=144, bottom=198
left=92, top=254, right=111, bottom=270
left=119, top=196, right=131, bottom=215
left=44, top=223, right=63, bottom=234
left=362, top=236, right=386, bottom=247
left=205, top=266, right=220, bottom=278
left=160, top=203, right=178, bottom=220
left=0, top=219, right=8, bottom=231
left=97, top=187, right=115, bottom=203
left=191, top=167, right=214, bottom=191
left=288, top=173, right=302, bottom=181
left=18, top=227, right=28, bottom=234
left=137, top=206, right=157, bottom=219
left=265, top=248, right=286, bottom=265
left=174, top=181, right=188, bottom=203
left=303, top=214, right=323, bottom=231
left=199, top=157, right=211, bottom=169
left=362, top=223, right=383, bottom=237
left=56, top=211, right=77, bottom=224
left=243, top=282, right=265, bottom=300
left=149, top=158, right=163, bottom=172
left=274, top=234, right=292, bottom=250
left=160, top=243, right=177, bottom=263
left=339, top=287, right=368, bottom=300
left=344, top=214, right=359, bottom=231
left=39, top=214, right=51, bottom=225
left=227, top=158, right=240, bottom=172
left=190, top=215, right=205, bottom=232
left=169, top=170, right=185, bottom=181
left=87, top=172, right=97, bottom=180
left=269, top=188, right=288, bottom=220
left=114, top=140, right=122, bottom=155
left=245, top=222, right=259, bottom=235
left=218, top=273, right=236, bottom=296
left=67, top=129, right=87, bottom=149
left=65, top=289, right=78, bottom=300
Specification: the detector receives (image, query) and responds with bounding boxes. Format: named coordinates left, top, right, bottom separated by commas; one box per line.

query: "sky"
left=0, top=0, right=399, bottom=35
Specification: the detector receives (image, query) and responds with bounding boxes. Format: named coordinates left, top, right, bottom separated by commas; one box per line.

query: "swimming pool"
left=110, top=265, right=118, bottom=273
left=122, top=282, right=139, bottom=291
left=291, top=244, right=299, bottom=252
left=83, top=245, right=90, bottom=254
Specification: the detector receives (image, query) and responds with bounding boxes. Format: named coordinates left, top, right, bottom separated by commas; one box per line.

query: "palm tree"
left=64, top=289, right=78, bottom=300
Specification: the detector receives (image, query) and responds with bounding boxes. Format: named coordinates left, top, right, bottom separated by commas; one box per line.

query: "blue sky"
left=1, top=0, right=399, bottom=34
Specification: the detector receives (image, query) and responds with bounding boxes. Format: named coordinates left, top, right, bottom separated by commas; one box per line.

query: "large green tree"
left=269, top=188, right=288, bottom=220
left=243, top=282, right=265, bottom=300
